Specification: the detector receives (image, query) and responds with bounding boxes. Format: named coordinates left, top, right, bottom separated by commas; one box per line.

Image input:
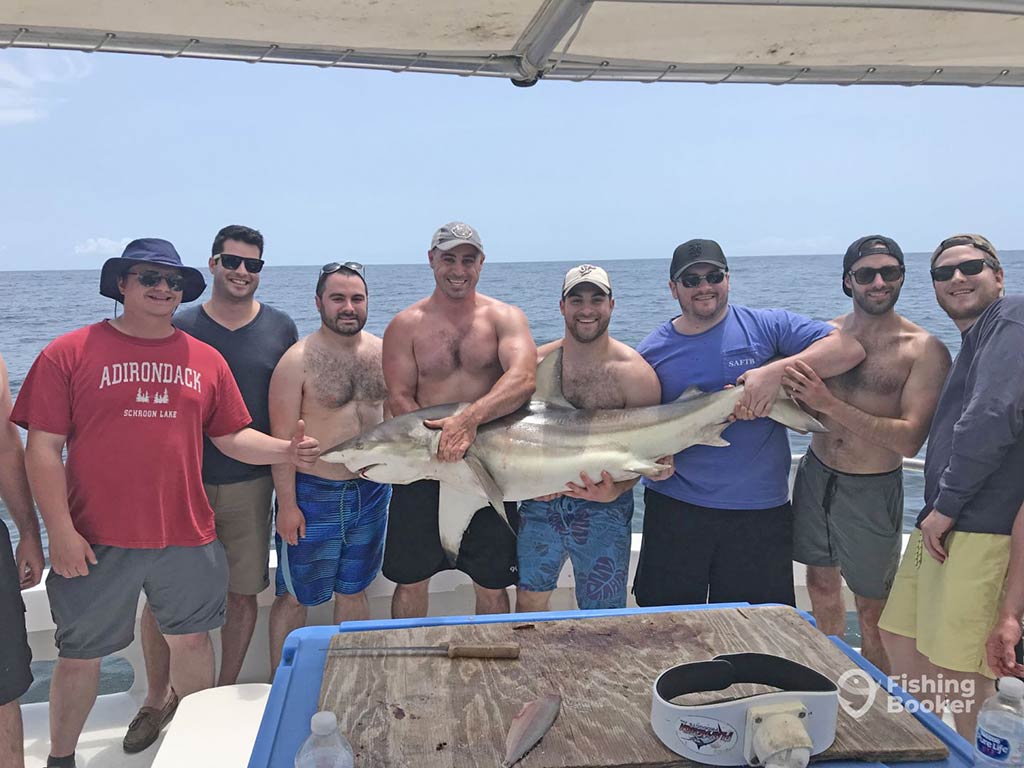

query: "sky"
left=0, top=47, right=1022, bottom=270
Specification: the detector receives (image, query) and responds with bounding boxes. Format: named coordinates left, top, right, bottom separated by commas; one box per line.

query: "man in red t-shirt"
left=11, top=239, right=319, bottom=767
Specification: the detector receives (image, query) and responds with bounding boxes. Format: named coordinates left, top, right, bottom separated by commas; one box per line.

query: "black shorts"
left=632, top=488, right=795, bottom=608
left=0, top=523, right=33, bottom=705
left=382, top=480, right=519, bottom=589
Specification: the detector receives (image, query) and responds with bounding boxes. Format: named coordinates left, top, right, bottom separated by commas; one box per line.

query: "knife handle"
left=447, top=643, right=520, bottom=659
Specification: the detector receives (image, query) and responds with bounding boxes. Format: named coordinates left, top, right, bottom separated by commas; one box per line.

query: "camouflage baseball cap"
left=430, top=221, right=484, bottom=255
left=931, top=234, right=999, bottom=267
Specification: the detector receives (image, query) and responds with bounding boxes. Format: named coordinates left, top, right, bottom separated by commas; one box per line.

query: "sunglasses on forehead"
left=930, top=258, right=997, bottom=283
left=676, top=270, right=727, bottom=288
left=126, top=270, right=186, bottom=292
left=213, top=253, right=264, bottom=273
left=321, top=261, right=365, bottom=276
left=848, top=265, right=905, bottom=285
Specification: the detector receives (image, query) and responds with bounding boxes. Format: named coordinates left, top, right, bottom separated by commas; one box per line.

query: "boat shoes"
left=123, top=688, right=179, bottom=753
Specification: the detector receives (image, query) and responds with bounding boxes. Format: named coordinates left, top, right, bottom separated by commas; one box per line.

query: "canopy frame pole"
left=513, top=0, right=593, bottom=83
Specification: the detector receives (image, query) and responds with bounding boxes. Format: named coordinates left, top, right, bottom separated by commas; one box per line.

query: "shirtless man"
left=382, top=222, right=536, bottom=618
left=783, top=235, right=950, bottom=673
left=517, top=265, right=663, bottom=612
left=267, top=262, right=389, bottom=670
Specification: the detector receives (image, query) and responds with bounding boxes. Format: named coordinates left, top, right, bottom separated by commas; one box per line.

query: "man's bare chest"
left=413, top=323, right=501, bottom=379
left=306, top=347, right=386, bottom=408
left=830, top=337, right=913, bottom=400
left=561, top=361, right=627, bottom=409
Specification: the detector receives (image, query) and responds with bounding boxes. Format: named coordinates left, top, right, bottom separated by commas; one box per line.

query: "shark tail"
left=768, top=395, right=827, bottom=434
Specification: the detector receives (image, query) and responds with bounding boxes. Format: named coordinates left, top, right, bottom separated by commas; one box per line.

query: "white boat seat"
left=150, top=684, right=270, bottom=768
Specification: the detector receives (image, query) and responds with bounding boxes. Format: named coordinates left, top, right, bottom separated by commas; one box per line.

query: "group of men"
left=0, top=223, right=1021, bottom=767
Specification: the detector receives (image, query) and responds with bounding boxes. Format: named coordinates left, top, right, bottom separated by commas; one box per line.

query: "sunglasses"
left=316, top=261, right=366, bottom=293
left=126, top=270, right=186, bottom=292
left=321, top=261, right=365, bottom=277
left=214, top=253, right=264, bottom=273
left=677, top=270, right=727, bottom=288
left=848, top=265, right=905, bottom=285
left=930, top=258, right=996, bottom=283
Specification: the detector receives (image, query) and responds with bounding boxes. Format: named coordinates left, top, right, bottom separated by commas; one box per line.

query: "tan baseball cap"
left=562, top=264, right=612, bottom=298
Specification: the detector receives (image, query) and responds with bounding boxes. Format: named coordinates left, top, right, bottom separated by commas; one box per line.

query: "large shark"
left=322, top=350, right=825, bottom=561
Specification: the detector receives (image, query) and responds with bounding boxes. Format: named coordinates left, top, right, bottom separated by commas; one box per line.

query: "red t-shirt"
left=11, top=321, right=252, bottom=548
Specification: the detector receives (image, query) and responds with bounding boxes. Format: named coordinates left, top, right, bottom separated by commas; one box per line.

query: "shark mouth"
left=356, top=464, right=381, bottom=479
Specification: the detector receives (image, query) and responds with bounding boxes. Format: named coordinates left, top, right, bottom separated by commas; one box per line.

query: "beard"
left=853, top=284, right=901, bottom=316
left=567, top=315, right=611, bottom=343
left=321, top=310, right=366, bottom=336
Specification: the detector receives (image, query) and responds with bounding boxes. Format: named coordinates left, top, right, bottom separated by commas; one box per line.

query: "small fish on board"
left=503, top=693, right=562, bottom=767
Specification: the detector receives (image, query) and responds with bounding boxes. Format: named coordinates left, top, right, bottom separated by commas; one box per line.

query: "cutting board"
left=319, top=606, right=949, bottom=767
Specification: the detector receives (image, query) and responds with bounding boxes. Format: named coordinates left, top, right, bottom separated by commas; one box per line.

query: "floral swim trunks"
left=517, top=491, right=634, bottom=610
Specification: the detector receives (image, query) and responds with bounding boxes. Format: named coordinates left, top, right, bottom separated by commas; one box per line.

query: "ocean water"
left=2, top=250, right=1022, bottom=554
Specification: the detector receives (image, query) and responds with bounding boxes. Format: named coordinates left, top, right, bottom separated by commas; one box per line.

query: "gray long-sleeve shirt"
left=918, top=295, right=1024, bottom=534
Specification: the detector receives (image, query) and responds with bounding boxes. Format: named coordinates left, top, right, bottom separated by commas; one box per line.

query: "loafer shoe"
left=123, top=688, right=179, bottom=753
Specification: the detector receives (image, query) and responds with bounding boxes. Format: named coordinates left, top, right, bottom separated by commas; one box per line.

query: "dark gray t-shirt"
left=174, top=303, right=299, bottom=484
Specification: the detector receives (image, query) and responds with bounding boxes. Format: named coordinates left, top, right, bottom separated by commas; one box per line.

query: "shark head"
left=320, top=404, right=462, bottom=484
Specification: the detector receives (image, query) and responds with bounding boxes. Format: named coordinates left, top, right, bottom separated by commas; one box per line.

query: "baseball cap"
left=670, top=239, right=728, bottom=282
left=430, top=221, right=484, bottom=255
left=931, top=234, right=999, bottom=267
left=562, top=264, right=612, bottom=298
left=99, top=238, right=206, bottom=304
left=843, top=235, right=905, bottom=296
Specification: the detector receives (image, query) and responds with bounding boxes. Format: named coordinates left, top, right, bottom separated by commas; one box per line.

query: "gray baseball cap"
left=430, top=221, right=484, bottom=255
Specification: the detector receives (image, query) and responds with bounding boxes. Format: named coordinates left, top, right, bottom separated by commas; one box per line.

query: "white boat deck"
left=21, top=528, right=900, bottom=768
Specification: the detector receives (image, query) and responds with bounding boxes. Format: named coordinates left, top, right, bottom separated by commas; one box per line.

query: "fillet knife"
left=326, top=642, right=520, bottom=659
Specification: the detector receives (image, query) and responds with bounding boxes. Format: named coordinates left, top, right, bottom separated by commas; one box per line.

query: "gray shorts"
left=792, top=450, right=903, bottom=600
left=47, top=540, right=228, bottom=659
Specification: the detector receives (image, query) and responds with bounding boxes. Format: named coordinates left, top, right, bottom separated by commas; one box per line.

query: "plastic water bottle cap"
left=311, top=710, right=339, bottom=736
left=998, top=677, right=1024, bottom=700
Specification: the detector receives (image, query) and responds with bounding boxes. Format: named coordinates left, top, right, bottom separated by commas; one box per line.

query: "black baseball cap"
left=842, top=235, right=904, bottom=296
left=670, top=239, right=728, bottom=282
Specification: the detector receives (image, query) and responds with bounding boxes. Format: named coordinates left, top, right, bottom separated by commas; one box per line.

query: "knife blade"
left=326, top=642, right=520, bottom=659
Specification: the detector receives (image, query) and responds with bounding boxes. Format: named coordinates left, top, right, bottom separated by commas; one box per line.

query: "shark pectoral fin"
left=437, top=484, right=488, bottom=565
left=769, top=395, right=828, bottom=434
left=625, top=460, right=668, bottom=478
left=463, top=451, right=513, bottom=533
left=672, top=384, right=706, bottom=403
left=533, top=348, right=575, bottom=410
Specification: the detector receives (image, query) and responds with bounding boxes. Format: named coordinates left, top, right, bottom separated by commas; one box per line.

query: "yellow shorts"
left=878, top=529, right=1010, bottom=678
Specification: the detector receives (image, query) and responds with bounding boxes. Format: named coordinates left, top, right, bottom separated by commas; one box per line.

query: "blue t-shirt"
left=637, top=305, right=832, bottom=510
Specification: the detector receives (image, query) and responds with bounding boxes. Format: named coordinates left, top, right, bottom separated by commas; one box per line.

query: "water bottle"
left=294, top=710, right=355, bottom=768
left=975, top=677, right=1024, bottom=767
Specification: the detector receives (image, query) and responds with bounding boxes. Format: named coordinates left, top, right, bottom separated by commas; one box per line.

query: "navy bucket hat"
left=99, top=238, right=206, bottom=304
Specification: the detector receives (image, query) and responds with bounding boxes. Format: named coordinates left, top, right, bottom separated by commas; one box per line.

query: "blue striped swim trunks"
left=275, top=474, right=391, bottom=606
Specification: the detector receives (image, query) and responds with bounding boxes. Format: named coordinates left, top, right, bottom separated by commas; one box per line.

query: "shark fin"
left=698, top=435, right=730, bottom=447
left=624, top=460, right=669, bottom=478
left=437, top=484, right=488, bottom=565
left=769, top=395, right=827, bottom=434
left=463, top=451, right=511, bottom=532
left=672, top=385, right=706, bottom=403
left=533, top=348, right=575, bottom=409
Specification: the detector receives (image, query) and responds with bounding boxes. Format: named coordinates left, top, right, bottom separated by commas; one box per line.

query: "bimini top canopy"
left=2, top=0, right=1023, bottom=86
